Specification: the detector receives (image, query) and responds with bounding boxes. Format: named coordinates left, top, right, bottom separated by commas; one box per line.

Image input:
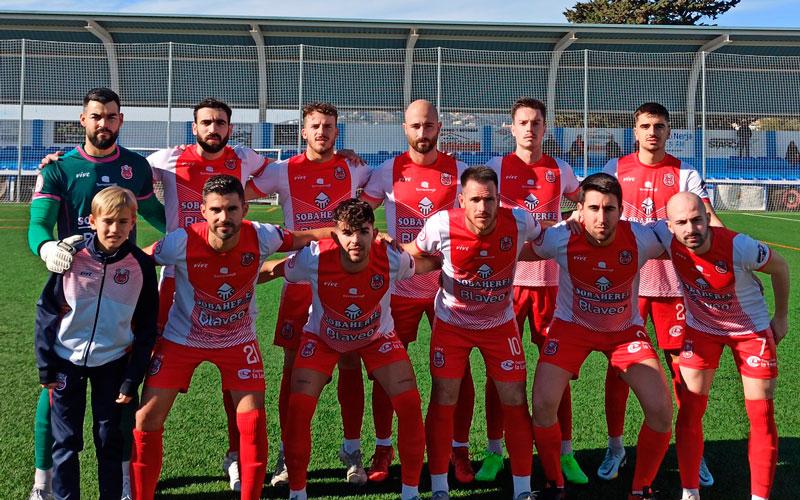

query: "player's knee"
left=431, top=378, right=460, bottom=405
left=135, top=405, right=166, bottom=432
left=644, top=398, right=673, bottom=432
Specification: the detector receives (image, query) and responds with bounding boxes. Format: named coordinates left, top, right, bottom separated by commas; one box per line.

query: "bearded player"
left=483, top=97, right=585, bottom=484
left=249, top=102, right=372, bottom=486
left=655, top=192, right=788, bottom=500
left=360, top=99, right=476, bottom=484
left=599, top=102, right=722, bottom=485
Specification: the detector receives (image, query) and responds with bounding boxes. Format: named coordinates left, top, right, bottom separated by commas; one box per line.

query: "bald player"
left=655, top=192, right=788, bottom=500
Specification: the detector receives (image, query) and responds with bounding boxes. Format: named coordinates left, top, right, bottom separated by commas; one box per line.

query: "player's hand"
left=376, top=232, right=402, bottom=252
left=770, top=314, right=788, bottom=345
left=337, top=149, right=366, bottom=166
left=38, top=151, right=64, bottom=169
left=40, top=235, right=84, bottom=273
left=116, top=393, right=133, bottom=404
left=564, top=210, right=583, bottom=235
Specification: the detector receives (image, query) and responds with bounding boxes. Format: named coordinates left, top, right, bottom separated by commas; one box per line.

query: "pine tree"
left=564, top=0, right=741, bottom=25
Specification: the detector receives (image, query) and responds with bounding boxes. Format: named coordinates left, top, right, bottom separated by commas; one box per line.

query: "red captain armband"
left=277, top=228, right=294, bottom=252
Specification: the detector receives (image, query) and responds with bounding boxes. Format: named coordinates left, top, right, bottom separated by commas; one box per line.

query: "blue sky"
left=1, top=0, right=799, bottom=28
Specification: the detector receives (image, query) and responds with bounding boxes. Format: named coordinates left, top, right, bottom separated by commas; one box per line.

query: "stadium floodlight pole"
left=85, top=20, right=120, bottom=93
left=298, top=44, right=304, bottom=151
left=583, top=49, right=588, bottom=178
left=546, top=31, right=577, bottom=128
left=702, top=50, right=707, bottom=180
left=250, top=24, right=269, bottom=123
left=436, top=46, right=442, bottom=113
left=403, top=28, right=419, bottom=107
left=166, top=42, right=174, bottom=148
left=15, top=38, right=25, bottom=202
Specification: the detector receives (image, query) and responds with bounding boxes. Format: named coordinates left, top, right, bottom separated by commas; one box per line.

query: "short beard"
left=197, top=133, right=230, bottom=154
left=408, top=134, right=438, bottom=154
left=87, top=129, right=118, bottom=150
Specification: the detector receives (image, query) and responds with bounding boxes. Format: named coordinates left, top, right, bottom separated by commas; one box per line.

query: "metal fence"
left=2, top=39, right=799, bottom=208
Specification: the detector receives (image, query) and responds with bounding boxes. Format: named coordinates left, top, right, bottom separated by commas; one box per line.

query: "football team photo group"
left=25, top=85, right=789, bottom=500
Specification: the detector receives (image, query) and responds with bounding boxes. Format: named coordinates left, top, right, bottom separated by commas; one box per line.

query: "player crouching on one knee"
left=35, top=186, right=159, bottom=500
left=259, top=199, right=439, bottom=500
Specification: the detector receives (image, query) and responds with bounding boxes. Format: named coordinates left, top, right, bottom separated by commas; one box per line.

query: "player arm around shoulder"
left=759, top=249, right=790, bottom=344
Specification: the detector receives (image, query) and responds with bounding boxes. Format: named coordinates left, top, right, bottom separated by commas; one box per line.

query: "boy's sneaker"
left=270, top=450, right=289, bottom=487
left=698, top=456, right=714, bottom=487
left=222, top=451, right=241, bottom=491
left=561, top=452, right=588, bottom=484
left=450, top=447, right=475, bottom=483
left=431, top=491, right=450, bottom=500
left=338, top=446, right=368, bottom=485
left=367, top=445, right=394, bottom=482
left=597, top=447, right=626, bottom=480
left=121, top=474, right=133, bottom=499
left=475, top=451, right=504, bottom=482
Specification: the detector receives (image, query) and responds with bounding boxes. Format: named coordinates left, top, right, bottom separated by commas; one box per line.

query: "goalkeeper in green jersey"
left=27, top=87, right=165, bottom=500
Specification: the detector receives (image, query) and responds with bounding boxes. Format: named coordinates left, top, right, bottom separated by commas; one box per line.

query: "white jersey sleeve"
left=152, top=229, right=188, bottom=267
left=388, top=246, right=416, bottom=282
left=735, top=234, right=772, bottom=272
left=602, top=158, right=619, bottom=177
left=253, top=222, right=289, bottom=260
left=250, top=158, right=289, bottom=199
left=512, top=207, right=542, bottom=243
left=361, top=159, right=392, bottom=203
left=632, top=221, right=666, bottom=262
left=415, top=210, right=447, bottom=255
left=146, top=148, right=174, bottom=182
left=651, top=220, right=675, bottom=255
left=234, top=145, right=270, bottom=179
left=350, top=159, right=372, bottom=189
left=532, top=224, right=568, bottom=260
left=557, top=158, right=580, bottom=195
left=680, top=163, right=711, bottom=200
left=284, top=243, right=318, bottom=284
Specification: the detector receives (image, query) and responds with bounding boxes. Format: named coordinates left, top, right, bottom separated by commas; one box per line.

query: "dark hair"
left=84, top=87, right=121, bottom=110
left=333, top=199, right=375, bottom=228
left=302, top=102, right=338, bottom=123
left=460, top=165, right=498, bottom=190
left=634, top=102, right=670, bottom=123
left=194, top=98, right=232, bottom=122
left=579, top=173, right=623, bottom=207
left=202, top=174, right=244, bottom=201
left=511, top=97, right=546, bottom=120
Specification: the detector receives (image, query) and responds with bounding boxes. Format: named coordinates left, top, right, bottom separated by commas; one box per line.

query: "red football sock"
left=391, top=389, right=424, bottom=487
left=631, top=423, right=671, bottom=492
left=533, top=422, right=563, bottom=487
left=485, top=379, right=504, bottom=441
left=223, top=390, right=240, bottom=453
left=372, top=380, right=394, bottom=441
left=558, top=384, right=573, bottom=442
left=676, top=391, right=708, bottom=489
left=278, top=366, right=292, bottom=443
left=745, top=399, right=778, bottom=499
left=425, top=401, right=456, bottom=475
left=131, top=428, right=163, bottom=500
left=605, top=365, right=629, bottom=438
left=453, top=368, right=475, bottom=444
left=338, top=366, right=364, bottom=440
left=237, top=409, right=268, bottom=500
left=285, top=393, right=318, bottom=491
left=502, top=403, right=533, bottom=477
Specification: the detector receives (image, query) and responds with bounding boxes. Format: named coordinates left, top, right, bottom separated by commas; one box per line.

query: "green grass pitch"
left=0, top=204, right=797, bottom=499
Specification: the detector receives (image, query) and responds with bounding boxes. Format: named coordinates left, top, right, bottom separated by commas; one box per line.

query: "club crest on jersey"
left=545, top=170, right=557, bottom=183
left=280, top=323, right=294, bottom=339
left=55, top=372, right=67, bottom=391
left=714, top=260, right=728, bottom=274
left=641, top=197, right=655, bottom=216
left=334, top=166, right=346, bottom=180
left=300, top=340, right=317, bottom=358
left=618, top=250, right=632, bottom=265
left=370, top=273, right=385, bottom=290
left=315, top=192, right=330, bottom=209
left=595, top=276, right=611, bottom=292
left=148, top=355, right=163, bottom=376
left=500, top=236, right=513, bottom=252
left=477, top=264, right=492, bottom=279
left=345, top=304, right=362, bottom=320
left=524, top=193, right=540, bottom=210
left=120, top=165, right=133, bottom=180
left=432, top=347, right=446, bottom=368
left=440, top=172, right=453, bottom=186
left=225, top=159, right=236, bottom=170
left=543, top=339, right=559, bottom=356
left=627, top=341, right=643, bottom=353
left=241, top=252, right=255, bottom=267
left=662, top=173, right=675, bottom=187
left=113, top=268, right=130, bottom=285
left=217, top=282, right=235, bottom=300
left=669, top=325, right=684, bottom=338
left=418, top=197, right=434, bottom=215
left=681, top=339, right=694, bottom=359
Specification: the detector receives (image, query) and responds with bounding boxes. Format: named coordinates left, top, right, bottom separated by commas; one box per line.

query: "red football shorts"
left=680, top=327, right=778, bottom=379
left=157, top=275, right=176, bottom=334
left=273, top=282, right=312, bottom=350
left=540, top=318, right=659, bottom=377
left=639, top=296, right=686, bottom=351
left=145, top=338, right=266, bottom=392
left=293, top=331, right=410, bottom=376
left=513, top=285, right=557, bottom=346
left=390, top=295, right=435, bottom=345
left=430, top=319, right=526, bottom=383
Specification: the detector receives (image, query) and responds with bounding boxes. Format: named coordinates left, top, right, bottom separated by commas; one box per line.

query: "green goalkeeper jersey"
left=28, top=144, right=166, bottom=255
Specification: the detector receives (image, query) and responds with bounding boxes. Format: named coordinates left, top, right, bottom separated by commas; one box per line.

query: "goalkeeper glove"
left=40, top=234, right=84, bottom=273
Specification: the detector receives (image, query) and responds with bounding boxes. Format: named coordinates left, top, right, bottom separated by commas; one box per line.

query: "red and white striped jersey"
left=604, top=153, right=710, bottom=298
left=284, top=238, right=415, bottom=352
left=415, top=207, right=541, bottom=329
left=532, top=221, right=664, bottom=332
left=361, top=152, right=466, bottom=299
left=654, top=222, right=772, bottom=335
left=487, top=153, right=580, bottom=288
left=251, top=153, right=370, bottom=230
left=152, top=220, right=288, bottom=348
